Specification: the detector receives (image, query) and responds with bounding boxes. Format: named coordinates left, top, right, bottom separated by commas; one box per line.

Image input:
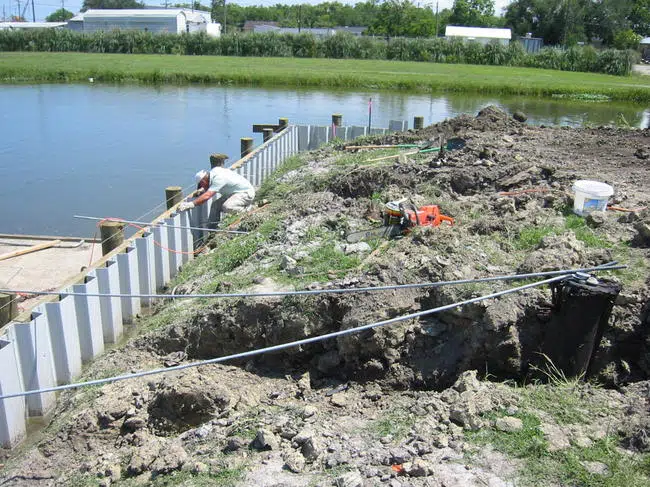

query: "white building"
left=0, top=22, right=66, bottom=30
left=445, top=26, right=512, bottom=46
left=67, top=9, right=221, bottom=37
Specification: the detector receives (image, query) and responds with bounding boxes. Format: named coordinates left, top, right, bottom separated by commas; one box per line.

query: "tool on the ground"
left=344, top=137, right=465, bottom=153
left=344, top=144, right=421, bottom=150
left=0, top=240, right=62, bottom=262
left=346, top=201, right=454, bottom=243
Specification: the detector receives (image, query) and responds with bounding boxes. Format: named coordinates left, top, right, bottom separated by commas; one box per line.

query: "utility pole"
left=31, top=0, right=35, bottom=22
left=16, top=0, right=20, bottom=20
left=222, top=0, right=227, bottom=34
left=435, top=1, right=439, bottom=38
left=298, top=4, right=301, bottom=33
left=2, top=4, right=6, bottom=21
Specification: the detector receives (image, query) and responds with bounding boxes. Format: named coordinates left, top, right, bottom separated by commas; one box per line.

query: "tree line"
left=46, top=0, right=649, bottom=49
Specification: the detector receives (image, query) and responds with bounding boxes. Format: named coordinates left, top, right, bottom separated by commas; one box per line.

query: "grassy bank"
left=2, top=52, right=650, bottom=103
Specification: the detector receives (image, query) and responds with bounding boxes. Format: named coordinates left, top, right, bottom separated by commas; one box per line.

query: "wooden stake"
left=0, top=293, right=18, bottom=326
left=165, top=186, right=183, bottom=210
left=210, top=153, right=228, bottom=168
left=240, top=137, right=254, bottom=158
left=366, top=150, right=419, bottom=163
left=99, top=222, right=124, bottom=256
left=0, top=240, right=61, bottom=262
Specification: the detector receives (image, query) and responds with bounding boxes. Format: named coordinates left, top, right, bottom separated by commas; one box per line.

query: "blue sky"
left=3, top=0, right=512, bottom=24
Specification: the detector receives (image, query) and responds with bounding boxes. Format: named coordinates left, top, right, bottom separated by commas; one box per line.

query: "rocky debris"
left=252, top=429, right=280, bottom=450
left=513, top=111, right=528, bottom=123
left=540, top=423, right=571, bottom=452
left=494, top=417, right=523, bottom=433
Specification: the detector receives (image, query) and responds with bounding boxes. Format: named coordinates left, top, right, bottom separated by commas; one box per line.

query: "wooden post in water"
left=0, top=293, right=17, bottom=326
left=99, top=221, right=125, bottom=256
left=414, top=116, right=424, bottom=130
left=210, top=153, right=228, bottom=168
left=263, top=128, right=274, bottom=142
left=332, top=114, right=343, bottom=127
left=278, top=118, right=289, bottom=131
left=165, top=186, right=183, bottom=210
left=241, top=138, right=254, bottom=158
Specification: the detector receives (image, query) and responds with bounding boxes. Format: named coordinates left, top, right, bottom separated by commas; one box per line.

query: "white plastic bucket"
left=572, top=180, right=614, bottom=216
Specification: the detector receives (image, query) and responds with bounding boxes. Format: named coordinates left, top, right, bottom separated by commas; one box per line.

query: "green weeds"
left=302, top=243, right=361, bottom=281
left=2, top=53, right=650, bottom=103
left=512, top=213, right=612, bottom=251
left=0, top=31, right=638, bottom=76
left=368, top=408, right=415, bottom=441
left=467, top=411, right=650, bottom=487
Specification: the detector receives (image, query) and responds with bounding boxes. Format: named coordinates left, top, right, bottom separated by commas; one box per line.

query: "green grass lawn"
left=1, top=52, right=650, bottom=102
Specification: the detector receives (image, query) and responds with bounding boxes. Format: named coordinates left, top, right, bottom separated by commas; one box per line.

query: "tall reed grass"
left=0, top=30, right=638, bottom=76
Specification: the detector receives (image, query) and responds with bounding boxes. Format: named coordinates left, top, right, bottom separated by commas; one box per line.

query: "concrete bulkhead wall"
left=0, top=213, right=194, bottom=448
left=0, top=120, right=406, bottom=449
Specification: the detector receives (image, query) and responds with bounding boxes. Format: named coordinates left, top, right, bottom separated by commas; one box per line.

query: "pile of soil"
left=2, top=107, right=650, bottom=486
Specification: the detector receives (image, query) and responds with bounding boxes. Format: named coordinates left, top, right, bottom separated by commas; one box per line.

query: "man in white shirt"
left=178, top=159, right=255, bottom=226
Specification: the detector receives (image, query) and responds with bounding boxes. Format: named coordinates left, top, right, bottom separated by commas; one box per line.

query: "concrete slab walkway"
left=0, top=236, right=98, bottom=317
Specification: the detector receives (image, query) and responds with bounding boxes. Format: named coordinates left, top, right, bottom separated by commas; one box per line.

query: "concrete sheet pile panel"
left=389, top=120, right=408, bottom=131
left=72, top=274, right=104, bottom=362
left=331, top=126, right=350, bottom=141
left=350, top=126, right=367, bottom=139
left=370, top=128, right=387, bottom=135
left=117, top=246, right=141, bottom=323
left=253, top=155, right=262, bottom=187
left=9, top=310, right=56, bottom=417
left=135, top=232, right=155, bottom=306
left=43, top=296, right=82, bottom=385
left=95, top=260, right=123, bottom=344
left=178, top=211, right=194, bottom=266
left=189, top=198, right=206, bottom=246
left=165, top=215, right=183, bottom=278
left=298, top=125, right=309, bottom=151
left=0, top=337, right=26, bottom=448
left=152, top=224, right=170, bottom=290
left=308, top=126, right=329, bottom=150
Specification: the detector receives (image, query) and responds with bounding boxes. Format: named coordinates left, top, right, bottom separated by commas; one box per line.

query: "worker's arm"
left=193, top=190, right=217, bottom=207
left=178, top=190, right=216, bottom=212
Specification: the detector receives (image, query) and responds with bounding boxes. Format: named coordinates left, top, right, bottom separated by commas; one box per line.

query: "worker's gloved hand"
left=178, top=201, right=195, bottom=212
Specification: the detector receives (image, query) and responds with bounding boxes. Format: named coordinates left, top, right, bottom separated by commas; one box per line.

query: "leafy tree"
left=81, top=0, right=145, bottom=11
left=613, top=29, right=641, bottom=49
left=173, top=2, right=210, bottom=11
left=369, top=0, right=435, bottom=38
left=504, top=0, right=588, bottom=46
left=449, top=0, right=495, bottom=27
left=631, top=0, right=650, bottom=36
left=46, top=8, right=75, bottom=22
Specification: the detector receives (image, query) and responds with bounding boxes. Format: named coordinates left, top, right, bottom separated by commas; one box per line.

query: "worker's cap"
left=195, top=170, right=209, bottom=187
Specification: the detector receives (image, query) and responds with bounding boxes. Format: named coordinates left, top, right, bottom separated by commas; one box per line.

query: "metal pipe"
left=0, top=274, right=570, bottom=400
left=0, top=264, right=625, bottom=301
left=74, top=215, right=248, bottom=235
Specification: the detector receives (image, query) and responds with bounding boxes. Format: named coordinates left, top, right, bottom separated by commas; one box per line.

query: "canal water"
left=1, top=83, right=648, bottom=237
